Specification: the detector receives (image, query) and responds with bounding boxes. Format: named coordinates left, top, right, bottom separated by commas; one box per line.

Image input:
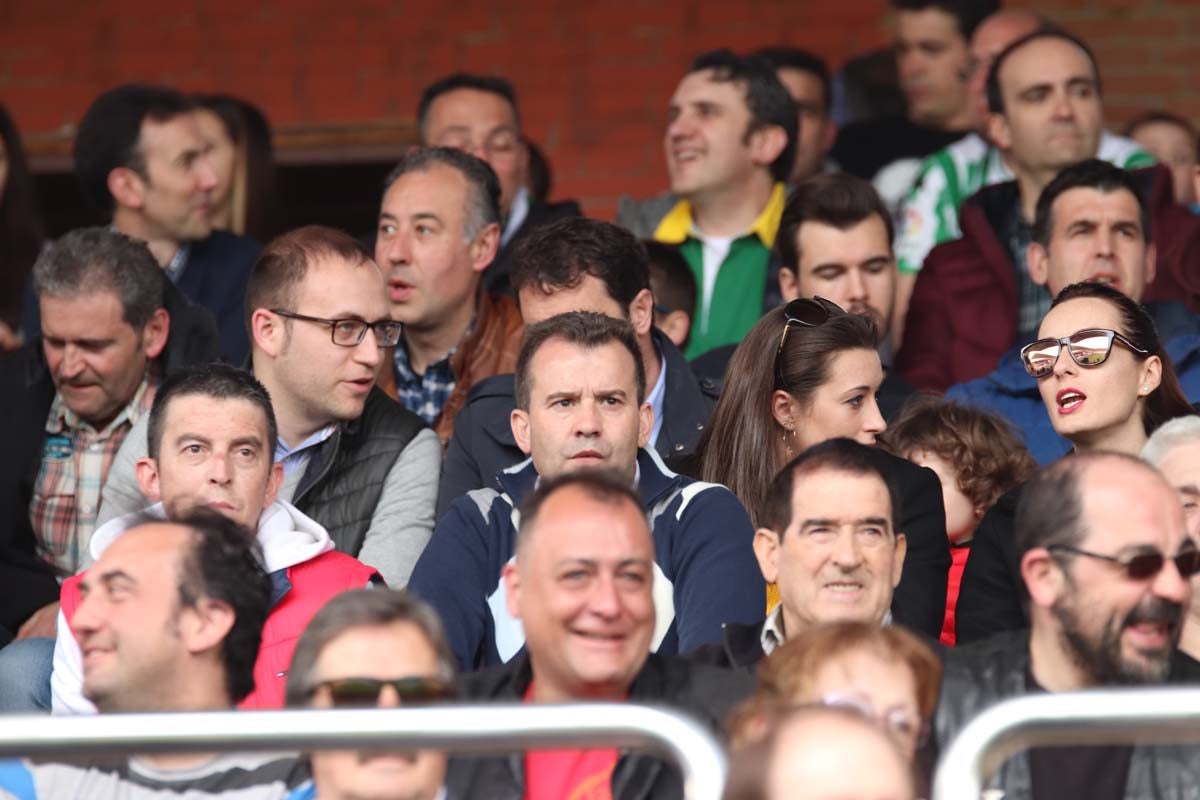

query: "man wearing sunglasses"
left=948, top=159, right=1200, bottom=465
left=94, top=226, right=440, bottom=590
left=50, top=363, right=380, bottom=713
left=935, top=451, right=1200, bottom=799
left=284, top=589, right=456, bottom=800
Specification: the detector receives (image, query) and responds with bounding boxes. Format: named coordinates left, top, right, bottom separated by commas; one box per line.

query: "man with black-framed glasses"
left=934, top=450, right=1200, bottom=799
left=94, top=226, right=439, bottom=590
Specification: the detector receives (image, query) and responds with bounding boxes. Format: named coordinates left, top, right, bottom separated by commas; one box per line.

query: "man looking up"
left=690, top=438, right=907, bottom=669
left=898, top=29, right=1198, bottom=391
left=438, top=217, right=717, bottom=517
left=617, top=49, right=796, bottom=358
left=27, top=84, right=262, bottom=362
left=53, top=362, right=380, bottom=712
left=948, top=159, right=1200, bottom=464
left=410, top=312, right=764, bottom=669
left=447, top=471, right=753, bottom=799
left=935, top=451, right=1200, bottom=798
left=376, top=147, right=523, bottom=444
left=417, top=73, right=581, bottom=293
left=0, top=512, right=308, bottom=798
left=97, top=226, right=439, bottom=589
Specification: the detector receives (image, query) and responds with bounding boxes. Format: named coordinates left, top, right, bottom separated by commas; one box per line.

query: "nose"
left=381, top=228, right=411, bottom=266
left=1095, top=226, right=1116, bottom=258
left=861, top=397, right=886, bottom=442
left=831, top=527, right=864, bottom=569
left=666, top=110, right=693, bottom=143
left=195, top=158, right=218, bottom=192
left=377, top=683, right=401, bottom=709
left=72, top=591, right=105, bottom=637
left=573, top=400, right=602, bottom=437
left=1051, top=90, right=1075, bottom=120
left=1050, top=343, right=1077, bottom=377
left=207, top=452, right=232, bottom=486
left=351, top=331, right=383, bottom=370
left=845, top=268, right=868, bottom=302
left=1154, top=553, right=1191, bottom=606
left=587, top=574, right=622, bottom=620
left=58, top=344, right=85, bottom=379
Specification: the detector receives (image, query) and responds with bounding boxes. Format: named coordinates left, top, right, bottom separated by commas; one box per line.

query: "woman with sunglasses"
left=694, top=297, right=951, bottom=638
left=957, top=281, right=1196, bottom=645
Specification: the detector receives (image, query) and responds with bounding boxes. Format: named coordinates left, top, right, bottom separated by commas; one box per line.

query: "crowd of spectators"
left=1, top=1, right=1199, bottom=798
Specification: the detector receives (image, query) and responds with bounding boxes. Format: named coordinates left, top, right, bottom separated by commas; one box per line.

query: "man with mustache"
left=896, top=29, right=1200, bottom=392
left=934, top=451, right=1200, bottom=798
left=408, top=311, right=764, bottom=670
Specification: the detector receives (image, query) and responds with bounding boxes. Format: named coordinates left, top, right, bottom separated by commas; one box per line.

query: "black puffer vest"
left=293, top=388, right=425, bottom=556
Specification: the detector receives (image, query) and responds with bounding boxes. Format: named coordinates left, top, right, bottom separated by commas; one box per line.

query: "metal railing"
left=933, top=687, right=1200, bottom=799
left=0, top=702, right=727, bottom=800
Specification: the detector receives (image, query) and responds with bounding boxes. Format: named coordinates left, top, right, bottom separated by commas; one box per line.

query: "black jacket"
left=22, top=231, right=259, bottom=364
left=446, top=652, right=753, bottom=800
left=436, top=330, right=719, bottom=520
left=484, top=198, right=582, bottom=296
left=686, top=620, right=766, bottom=670
left=0, top=280, right=220, bottom=635
left=953, top=484, right=1027, bottom=645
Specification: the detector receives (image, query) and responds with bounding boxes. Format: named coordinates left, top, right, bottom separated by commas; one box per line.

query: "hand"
left=0, top=321, right=21, bottom=353
left=16, top=601, right=59, bottom=640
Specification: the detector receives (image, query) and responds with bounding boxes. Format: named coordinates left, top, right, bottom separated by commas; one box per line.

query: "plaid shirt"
left=394, top=338, right=462, bottom=426
left=30, top=375, right=158, bottom=576
left=1002, top=202, right=1052, bottom=345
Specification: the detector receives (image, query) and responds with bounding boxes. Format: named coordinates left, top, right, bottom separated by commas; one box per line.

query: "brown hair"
left=697, top=304, right=879, bottom=527
left=881, top=396, right=1037, bottom=511
left=728, top=622, right=942, bottom=748
left=513, top=311, right=645, bottom=411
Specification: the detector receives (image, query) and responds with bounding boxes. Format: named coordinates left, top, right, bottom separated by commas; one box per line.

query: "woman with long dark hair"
left=695, top=298, right=951, bottom=638
left=0, top=104, right=44, bottom=350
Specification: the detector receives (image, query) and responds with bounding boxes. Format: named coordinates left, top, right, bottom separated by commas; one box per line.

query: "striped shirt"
left=30, top=375, right=157, bottom=576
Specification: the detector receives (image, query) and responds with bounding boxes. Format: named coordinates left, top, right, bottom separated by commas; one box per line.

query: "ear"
left=180, top=597, right=236, bottom=656
left=250, top=308, right=284, bottom=357
left=135, top=457, right=162, bottom=502
left=778, top=265, right=800, bottom=303
left=502, top=560, right=522, bottom=621
left=628, top=288, right=654, bottom=338
left=748, top=124, right=788, bottom=169
left=1138, top=354, right=1163, bottom=397
left=469, top=222, right=501, bottom=274
left=511, top=408, right=532, bottom=456
left=263, top=462, right=284, bottom=509
left=659, top=310, right=691, bottom=349
left=637, top=401, right=653, bottom=449
left=890, top=532, right=907, bottom=588
left=1026, top=242, right=1050, bottom=288
left=1143, top=241, right=1157, bottom=288
left=107, top=166, right=146, bottom=211
left=987, top=113, right=1012, bottom=152
left=771, top=389, right=799, bottom=432
left=141, top=308, right=170, bottom=361
left=753, top=527, right=782, bottom=584
left=1021, top=546, right=1064, bottom=609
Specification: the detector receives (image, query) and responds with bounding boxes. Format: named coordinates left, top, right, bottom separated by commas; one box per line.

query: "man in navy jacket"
left=408, top=311, right=764, bottom=670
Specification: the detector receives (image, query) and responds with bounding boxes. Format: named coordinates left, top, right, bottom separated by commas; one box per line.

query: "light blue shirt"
left=646, top=345, right=667, bottom=447
left=274, top=425, right=337, bottom=477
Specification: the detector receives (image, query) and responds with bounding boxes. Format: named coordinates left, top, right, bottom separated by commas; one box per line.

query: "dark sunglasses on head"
left=1048, top=543, right=1200, bottom=581
left=306, top=676, right=457, bottom=708
left=774, top=297, right=846, bottom=389
left=1020, top=328, right=1149, bottom=379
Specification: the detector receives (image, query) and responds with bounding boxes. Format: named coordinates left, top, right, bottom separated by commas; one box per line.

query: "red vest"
left=61, top=550, right=378, bottom=709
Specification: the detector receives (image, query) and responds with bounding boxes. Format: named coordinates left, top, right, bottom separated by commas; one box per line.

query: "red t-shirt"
left=940, top=543, right=972, bottom=647
left=523, top=684, right=619, bottom=800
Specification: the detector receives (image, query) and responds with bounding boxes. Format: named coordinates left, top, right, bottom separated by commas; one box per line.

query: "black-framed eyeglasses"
left=1047, top=543, right=1200, bottom=581
left=271, top=309, right=403, bottom=348
left=1020, top=328, right=1149, bottom=379
left=305, top=676, right=457, bottom=708
left=774, top=297, right=846, bottom=390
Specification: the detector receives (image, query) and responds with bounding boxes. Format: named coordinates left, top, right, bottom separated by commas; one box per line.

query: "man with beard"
left=934, top=451, right=1200, bottom=798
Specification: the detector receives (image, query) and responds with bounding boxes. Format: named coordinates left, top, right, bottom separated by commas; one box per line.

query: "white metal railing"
left=933, top=687, right=1200, bottom=799
left=0, top=702, right=727, bottom=799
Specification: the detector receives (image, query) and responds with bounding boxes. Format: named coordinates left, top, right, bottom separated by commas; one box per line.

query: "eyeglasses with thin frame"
left=819, top=693, right=928, bottom=748
left=305, top=676, right=457, bottom=708
left=1047, top=543, right=1200, bottom=581
left=1020, top=328, right=1149, bottom=379
left=270, top=309, right=403, bottom=348
left=774, top=296, right=846, bottom=390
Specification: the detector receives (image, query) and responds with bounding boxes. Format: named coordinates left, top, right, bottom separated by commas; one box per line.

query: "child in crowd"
left=884, top=398, right=1036, bottom=645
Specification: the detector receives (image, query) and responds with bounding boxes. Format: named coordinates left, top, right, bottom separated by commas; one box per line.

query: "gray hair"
left=32, top=226, right=165, bottom=329
left=1143, top=416, right=1200, bottom=466
left=284, top=590, right=457, bottom=706
left=382, top=146, right=501, bottom=242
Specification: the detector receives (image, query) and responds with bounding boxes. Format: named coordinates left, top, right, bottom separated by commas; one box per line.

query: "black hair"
left=1125, top=111, right=1200, bottom=160
left=986, top=27, right=1101, bottom=115
left=417, top=73, right=520, bottom=137
left=147, top=362, right=278, bottom=462
left=688, top=49, right=798, bottom=183
left=514, top=311, right=645, bottom=410
left=383, top=146, right=502, bottom=238
left=644, top=240, right=696, bottom=318
left=510, top=217, right=650, bottom=313
left=890, top=0, right=1000, bottom=39
left=776, top=173, right=893, bottom=273
left=74, top=84, right=195, bottom=215
left=751, top=47, right=833, bottom=114
left=1033, top=159, right=1150, bottom=247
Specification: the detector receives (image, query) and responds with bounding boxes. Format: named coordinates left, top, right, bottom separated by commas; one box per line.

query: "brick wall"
left=2, top=0, right=1196, bottom=219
